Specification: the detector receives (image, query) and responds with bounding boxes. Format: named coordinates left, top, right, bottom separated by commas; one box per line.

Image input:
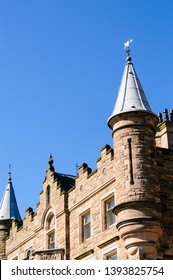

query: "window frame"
left=105, top=196, right=115, bottom=228
left=24, top=247, right=33, bottom=260
left=80, top=210, right=91, bottom=242
left=105, top=250, right=117, bottom=260
left=44, top=211, right=56, bottom=249
left=47, top=230, right=55, bottom=249
left=101, top=194, right=116, bottom=231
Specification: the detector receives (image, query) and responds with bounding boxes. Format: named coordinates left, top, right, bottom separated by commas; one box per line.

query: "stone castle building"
left=0, top=50, right=173, bottom=260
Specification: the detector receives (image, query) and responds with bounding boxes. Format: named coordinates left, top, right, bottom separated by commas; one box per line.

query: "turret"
left=108, top=45, right=162, bottom=259
left=0, top=170, right=22, bottom=259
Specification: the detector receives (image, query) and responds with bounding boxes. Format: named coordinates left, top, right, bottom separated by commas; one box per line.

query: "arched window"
left=46, top=185, right=51, bottom=205
left=24, top=247, right=33, bottom=260
left=46, top=213, right=55, bottom=249
left=46, top=212, right=55, bottom=230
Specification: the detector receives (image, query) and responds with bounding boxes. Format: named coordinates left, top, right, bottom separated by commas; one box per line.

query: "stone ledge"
left=98, top=236, right=119, bottom=249
left=75, top=249, right=94, bottom=260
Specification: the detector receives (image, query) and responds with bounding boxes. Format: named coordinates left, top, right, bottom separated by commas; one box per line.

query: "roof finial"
left=75, top=163, right=79, bottom=175
left=8, top=164, right=12, bottom=182
left=48, top=153, right=54, bottom=172
left=124, top=39, right=133, bottom=62
left=48, top=153, right=53, bottom=166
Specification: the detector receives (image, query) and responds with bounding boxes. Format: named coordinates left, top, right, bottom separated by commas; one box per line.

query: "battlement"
left=156, top=109, right=173, bottom=149
left=158, top=108, right=173, bottom=123
left=76, top=144, right=114, bottom=182
left=77, top=163, right=92, bottom=177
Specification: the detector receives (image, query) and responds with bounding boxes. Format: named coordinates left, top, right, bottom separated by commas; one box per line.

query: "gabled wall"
left=6, top=168, right=69, bottom=260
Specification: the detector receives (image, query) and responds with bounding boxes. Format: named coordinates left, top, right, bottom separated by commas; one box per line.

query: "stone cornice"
left=98, top=236, right=119, bottom=249
left=113, top=200, right=162, bottom=215
left=75, top=249, right=94, bottom=260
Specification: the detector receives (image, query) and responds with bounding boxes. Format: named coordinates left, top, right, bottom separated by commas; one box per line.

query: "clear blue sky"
left=0, top=0, right=173, bottom=218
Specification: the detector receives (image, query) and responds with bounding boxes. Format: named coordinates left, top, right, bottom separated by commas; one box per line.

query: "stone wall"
left=156, top=147, right=173, bottom=259
left=68, top=144, right=119, bottom=259
left=0, top=220, right=11, bottom=259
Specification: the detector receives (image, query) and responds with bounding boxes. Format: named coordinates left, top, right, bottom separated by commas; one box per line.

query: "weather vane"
left=124, top=39, right=133, bottom=56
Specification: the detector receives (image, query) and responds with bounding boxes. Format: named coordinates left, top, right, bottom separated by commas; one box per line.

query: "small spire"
left=48, top=153, right=53, bottom=166
left=0, top=169, right=22, bottom=221
left=75, top=163, right=79, bottom=175
left=107, top=41, right=157, bottom=129
left=47, top=153, right=54, bottom=172
left=8, top=164, right=12, bottom=182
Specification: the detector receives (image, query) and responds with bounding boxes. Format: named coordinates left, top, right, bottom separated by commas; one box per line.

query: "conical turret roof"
left=0, top=172, right=22, bottom=221
left=108, top=54, right=157, bottom=128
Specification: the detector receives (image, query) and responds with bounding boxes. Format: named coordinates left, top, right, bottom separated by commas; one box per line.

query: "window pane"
left=107, top=199, right=114, bottom=210
left=84, top=214, right=91, bottom=224
left=106, top=209, right=115, bottom=227
left=106, top=197, right=115, bottom=228
left=83, top=213, right=91, bottom=241
left=84, top=223, right=91, bottom=240
left=107, top=253, right=117, bottom=260
left=48, top=232, right=55, bottom=249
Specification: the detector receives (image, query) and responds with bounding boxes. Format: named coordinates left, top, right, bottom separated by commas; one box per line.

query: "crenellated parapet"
left=158, top=108, right=173, bottom=123
left=77, top=162, right=93, bottom=178
left=76, top=144, right=114, bottom=181
left=6, top=208, right=36, bottom=251
left=156, top=108, right=173, bottom=149
left=97, top=144, right=114, bottom=166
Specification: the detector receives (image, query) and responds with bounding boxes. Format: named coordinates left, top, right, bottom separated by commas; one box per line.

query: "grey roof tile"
left=0, top=174, right=22, bottom=221
left=108, top=56, right=157, bottom=128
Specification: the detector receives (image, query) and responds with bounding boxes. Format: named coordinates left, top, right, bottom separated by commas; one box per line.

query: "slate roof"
left=55, top=172, right=75, bottom=191
left=0, top=174, right=22, bottom=221
left=108, top=55, right=157, bottom=128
